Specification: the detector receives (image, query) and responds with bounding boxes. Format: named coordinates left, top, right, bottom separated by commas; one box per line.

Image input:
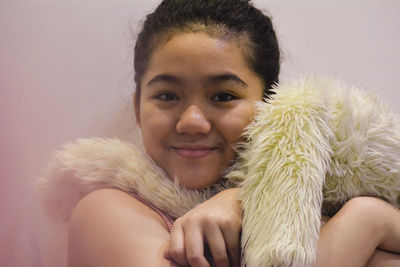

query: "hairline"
left=135, top=21, right=262, bottom=105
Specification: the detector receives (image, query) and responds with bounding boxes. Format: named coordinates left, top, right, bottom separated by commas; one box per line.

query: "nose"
left=176, top=105, right=211, bottom=135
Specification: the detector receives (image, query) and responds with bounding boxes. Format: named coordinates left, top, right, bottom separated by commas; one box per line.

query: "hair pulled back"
left=134, top=0, right=280, bottom=103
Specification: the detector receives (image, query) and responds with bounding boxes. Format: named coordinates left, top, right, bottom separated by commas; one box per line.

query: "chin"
left=175, top=172, right=221, bottom=190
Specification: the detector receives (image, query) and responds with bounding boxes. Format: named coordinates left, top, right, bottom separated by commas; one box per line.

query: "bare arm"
left=314, top=197, right=400, bottom=267
left=69, top=189, right=400, bottom=267
left=67, top=188, right=178, bottom=267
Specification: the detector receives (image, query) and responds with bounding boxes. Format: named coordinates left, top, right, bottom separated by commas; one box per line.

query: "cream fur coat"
left=38, top=76, right=400, bottom=267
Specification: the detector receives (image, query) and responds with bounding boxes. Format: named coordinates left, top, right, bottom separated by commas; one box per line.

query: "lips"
left=171, top=145, right=217, bottom=158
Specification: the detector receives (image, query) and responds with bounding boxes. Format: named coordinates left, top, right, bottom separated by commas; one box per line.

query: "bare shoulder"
left=68, top=188, right=174, bottom=267
left=70, top=188, right=168, bottom=229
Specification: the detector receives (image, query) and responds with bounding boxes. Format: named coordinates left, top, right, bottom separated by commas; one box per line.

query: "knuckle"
left=219, top=217, right=233, bottom=227
left=202, top=213, right=228, bottom=225
left=169, top=247, right=184, bottom=259
left=221, top=217, right=240, bottom=231
left=213, top=254, right=229, bottom=266
left=186, top=253, right=203, bottom=266
left=186, top=214, right=200, bottom=224
left=228, top=246, right=239, bottom=257
left=180, top=214, right=199, bottom=226
left=201, top=214, right=215, bottom=225
left=173, top=217, right=185, bottom=226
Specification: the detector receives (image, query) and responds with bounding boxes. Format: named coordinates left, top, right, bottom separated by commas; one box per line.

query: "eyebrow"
left=146, top=73, right=248, bottom=87
left=208, top=73, right=248, bottom=87
left=147, top=74, right=182, bottom=87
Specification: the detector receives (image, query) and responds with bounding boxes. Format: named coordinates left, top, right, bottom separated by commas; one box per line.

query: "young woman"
left=66, top=1, right=400, bottom=266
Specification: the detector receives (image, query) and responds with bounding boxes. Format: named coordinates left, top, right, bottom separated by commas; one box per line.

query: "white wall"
left=258, top=0, right=400, bottom=108
left=1, top=1, right=399, bottom=266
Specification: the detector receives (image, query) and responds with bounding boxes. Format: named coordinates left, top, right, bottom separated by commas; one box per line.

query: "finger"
left=163, top=243, right=182, bottom=267
left=163, top=243, right=172, bottom=260
left=221, top=224, right=241, bottom=267
left=163, top=242, right=171, bottom=259
left=184, top=222, right=210, bottom=267
left=204, top=224, right=230, bottom=267
left=169, top=223, right=189, bottom=266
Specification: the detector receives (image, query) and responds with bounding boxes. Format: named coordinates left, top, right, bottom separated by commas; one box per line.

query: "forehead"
left=149, top=24, right=255, bottom=65
left=143, top=32, right=256, bottom=84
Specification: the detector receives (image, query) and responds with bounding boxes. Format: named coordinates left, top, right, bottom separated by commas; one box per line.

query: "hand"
left=164, top=188, right=242, bottom=267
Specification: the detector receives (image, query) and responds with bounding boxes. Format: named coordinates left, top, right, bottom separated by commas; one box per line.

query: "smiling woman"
left=32, top=1, right=400, bottom=267
left=136, top=32, right=264, bottom=189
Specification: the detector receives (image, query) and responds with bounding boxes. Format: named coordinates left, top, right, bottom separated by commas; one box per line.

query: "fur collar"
left=37, top=138, right=235, bottom=222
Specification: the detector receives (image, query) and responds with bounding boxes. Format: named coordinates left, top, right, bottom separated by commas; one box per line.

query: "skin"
left=313, top=197, right=400, bottom=267
left=68, top=188, right=174, bottom=267
left=164, top=188, right=242, bottom=267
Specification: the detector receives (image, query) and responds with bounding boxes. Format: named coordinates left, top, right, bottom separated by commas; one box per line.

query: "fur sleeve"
left=228, top=77, right=336, bottom=267
left=229, top=76, right=400, bottom=267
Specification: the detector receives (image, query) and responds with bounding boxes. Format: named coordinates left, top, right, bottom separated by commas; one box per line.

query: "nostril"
left=176, top=105, right=211, bottom=135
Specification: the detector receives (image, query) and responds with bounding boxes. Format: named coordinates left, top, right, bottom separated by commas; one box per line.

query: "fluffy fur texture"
left=228, top=76, right=400, bottom=266
left=37, top=138, right=232, bottom=222
left=38, top=76, right=400, bottom=267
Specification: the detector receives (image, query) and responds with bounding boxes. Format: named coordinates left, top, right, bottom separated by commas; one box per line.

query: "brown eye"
left=211, top=93, right=237, bottom=102
left=157, top=92, right=179, bottom=101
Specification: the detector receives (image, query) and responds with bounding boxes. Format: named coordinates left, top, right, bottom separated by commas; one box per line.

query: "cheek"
left=139, top=105, right=173, bottom=149
left=219, top=105, right=255, bottom=145
left=140, top=104, right=173, bottom=129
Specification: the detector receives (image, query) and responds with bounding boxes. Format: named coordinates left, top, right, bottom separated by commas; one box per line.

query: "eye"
left=156, top=92, right=179, bottom=101
left=211, top=92, right=238, bottom=102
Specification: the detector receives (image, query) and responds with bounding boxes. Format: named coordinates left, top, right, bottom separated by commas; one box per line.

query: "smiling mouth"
left=171, top=146, right=217, bottom=158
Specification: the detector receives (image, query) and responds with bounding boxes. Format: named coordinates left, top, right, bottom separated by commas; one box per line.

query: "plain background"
left=1, top=0, right=399, bottom=266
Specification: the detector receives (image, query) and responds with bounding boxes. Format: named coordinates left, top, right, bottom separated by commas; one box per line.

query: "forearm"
left=314, top=201, right=379, bottom=267
left=314, top=197, right=400, bottom=267
left=366, top=249, right=400, bottom=267
left=376, top=199, right=400, bottom=253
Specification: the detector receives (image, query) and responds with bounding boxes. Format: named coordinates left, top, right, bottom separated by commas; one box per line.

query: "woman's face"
left=136, top=32, right=264, bottom=189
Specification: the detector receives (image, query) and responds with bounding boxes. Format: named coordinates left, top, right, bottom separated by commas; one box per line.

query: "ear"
left=133, top=91, right=141, bottom=127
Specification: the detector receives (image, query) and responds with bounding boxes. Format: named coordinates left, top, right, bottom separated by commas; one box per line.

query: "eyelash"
left=154, top=91, right=238, bottom=102
left=155, top=92, right=179, bottom=101
left=211, top=92, right=238, bottom=102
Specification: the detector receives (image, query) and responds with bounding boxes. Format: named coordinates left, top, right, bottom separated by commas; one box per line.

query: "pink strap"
left=130, top=193, right=175, bottom=232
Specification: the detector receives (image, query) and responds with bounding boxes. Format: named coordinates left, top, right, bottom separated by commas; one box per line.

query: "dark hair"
left=134, top=0, right=280, bottom=105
